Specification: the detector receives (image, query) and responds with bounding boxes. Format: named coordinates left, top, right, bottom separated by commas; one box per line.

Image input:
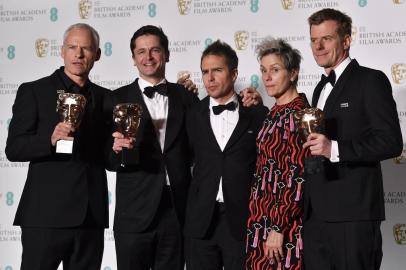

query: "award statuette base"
left=56, top=139, right=73, bottom=154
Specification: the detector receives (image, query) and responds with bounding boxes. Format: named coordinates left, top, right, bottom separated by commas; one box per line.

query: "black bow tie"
left=320, top=70, right=336, bottom=87
left=212, top=102, right=236, bottom=115
left=143, top=84, right=167, bottom=98
left=321, top=70, right=336, bottom=86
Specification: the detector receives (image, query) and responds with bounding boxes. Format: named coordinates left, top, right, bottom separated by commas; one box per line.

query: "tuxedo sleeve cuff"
left=330, top=140, right=340, bottom=163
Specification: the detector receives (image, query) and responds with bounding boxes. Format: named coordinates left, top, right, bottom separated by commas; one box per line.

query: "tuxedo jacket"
left=184, top=96, right=268, bottom=241
left=306, top=59, right=403, bottom=222
left=5, top=69, right=110, bottom=228
left=107, top=79, right=199, bottom=233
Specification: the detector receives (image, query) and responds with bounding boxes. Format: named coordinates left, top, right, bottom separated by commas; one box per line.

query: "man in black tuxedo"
left=302, top=9, right=403, bottom=270
left=108, top=25, right=199, bottom=270
left=184, top=40, right=268, bottom=270
left=5, top=23, right=110, bottom=270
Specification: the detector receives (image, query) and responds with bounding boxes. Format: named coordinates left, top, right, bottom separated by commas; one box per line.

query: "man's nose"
left=315, top=40, right=324, bottom=50
left=75, top=47, right=84, bottom=57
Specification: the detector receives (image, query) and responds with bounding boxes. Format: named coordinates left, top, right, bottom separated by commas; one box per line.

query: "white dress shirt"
left=316, top=57, right=352, bottom=163
left=209, top=94, right=239, bottom=202
left=138, top=77, right=171, bottom=185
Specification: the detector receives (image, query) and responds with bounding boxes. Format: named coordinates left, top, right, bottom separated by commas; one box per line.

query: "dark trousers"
left=185, top=203, right=245, bottom=270
left=20, top=226, right=104, bottom=270
left=303, top=211, right=382, bottom=270
left=114, top=186, right=183, bottom=270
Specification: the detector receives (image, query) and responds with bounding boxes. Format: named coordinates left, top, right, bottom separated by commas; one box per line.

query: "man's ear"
left=95, top=48, right=101, bottom=62
left=232, top=68, right=238, bottom=82
left=343, top=34, right=352, bottom=50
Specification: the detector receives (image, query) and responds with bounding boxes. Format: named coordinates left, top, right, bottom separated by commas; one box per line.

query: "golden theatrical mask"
left=234, top=31, right=249, bottom=50
left=177, top=0, right=192, bottom=15
left=281, top=0, right=295, bottom=10
left=293, top=107, right=325, bottom=142
left=57, top=93, right=87, bottom=129
left=113, top=103, right=143, bottom=138
left=393, top=224, right=406, bottom=245
left=391, top=63, right=406, bottom=84
left=55, top=93, right=87, bottom=153
left=35, top=38, right=49, bottom=58
left=79, top=0, right=92, bottom=19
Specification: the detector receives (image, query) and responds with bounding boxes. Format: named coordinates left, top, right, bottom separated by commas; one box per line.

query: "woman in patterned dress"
left=246, top=38, right=310, bottom=270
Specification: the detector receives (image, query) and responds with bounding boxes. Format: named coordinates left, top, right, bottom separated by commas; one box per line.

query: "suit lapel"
left=223, top=98, right=251, bottom=152
left=312, top=79, right=325, bottom=107
left=126, top=80, right=160, bottom=149
left=323, top=60, right=358, bottom=117
left=163, top=84, right=183, bottom=152
left=199, top=97, right=223, bottom=152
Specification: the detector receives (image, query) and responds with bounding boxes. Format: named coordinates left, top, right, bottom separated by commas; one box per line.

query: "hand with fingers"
left=177, top=73, right=198, bottom=94
left=239, top=87, right=262, bottom=107
left=302, top=132, right=331, bottom=159
left=51, top=122, right=75, bottom=146
left=264, top=230, right=284, bottom=264
left=112, top=131, right=135, bottom=154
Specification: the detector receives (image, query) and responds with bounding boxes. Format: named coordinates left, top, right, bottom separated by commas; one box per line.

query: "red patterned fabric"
left=246, top=95, right=310, bottom=270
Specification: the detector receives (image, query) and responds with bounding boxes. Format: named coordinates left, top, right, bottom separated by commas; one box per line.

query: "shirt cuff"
left=330, top=140, right=340, bottom=162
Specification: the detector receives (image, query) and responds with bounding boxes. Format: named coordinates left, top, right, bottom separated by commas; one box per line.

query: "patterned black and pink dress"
left=246, top=94, right=310, bottom=270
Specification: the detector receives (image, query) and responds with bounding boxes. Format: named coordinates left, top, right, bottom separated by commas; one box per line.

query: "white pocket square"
left=340, top=102, right=349, bottom=108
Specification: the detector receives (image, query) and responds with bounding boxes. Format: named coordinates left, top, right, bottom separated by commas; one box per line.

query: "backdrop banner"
left=0, top=1, right=405, bottom=269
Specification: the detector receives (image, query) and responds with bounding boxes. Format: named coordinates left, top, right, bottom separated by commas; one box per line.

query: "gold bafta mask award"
left=56, top=93, right=87, bottom=153
left=113, top=103, right=143, bottom=166
left=294, top=107, right=325, bottom=174
left=293, top=107, right=325, bottom=143
left=113, top=103, right=143, bottom=138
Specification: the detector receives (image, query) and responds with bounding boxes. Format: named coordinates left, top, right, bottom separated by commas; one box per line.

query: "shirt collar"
left=138, top=77, right=167, bottom=91
left=57, top=66, right=90, bottom=93
left=209, top=93, right=239, bottom=109
left=327, top=57, right=351, bottom=82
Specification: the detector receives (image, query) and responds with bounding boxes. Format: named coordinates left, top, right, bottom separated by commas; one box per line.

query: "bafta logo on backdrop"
left=35, top=38, right=49, bottom=57
left=79, top=0, right=92, bottom=19
left=234, top=31, right=249, bottom=50
left=393, top=0, right=405, bottom=4
left=391, top=63, right=406, bottom=84
left=281, top=0, right=295, bottom=10
left=394, top=145, right=406, bottom=164
left=177, top=0, right=192, bottom=15
left=351, top=26, right=357, bottom=45
left=393, top=224, right=406, bottom=245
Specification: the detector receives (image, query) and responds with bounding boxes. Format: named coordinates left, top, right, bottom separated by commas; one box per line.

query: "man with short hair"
left=6, top=23, right=110, bottom=270
left=303, top=8, right=403, bottom=270
left=184, top=40, right=268, bottom=270
left=108, top=25, right=199, bottom=270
